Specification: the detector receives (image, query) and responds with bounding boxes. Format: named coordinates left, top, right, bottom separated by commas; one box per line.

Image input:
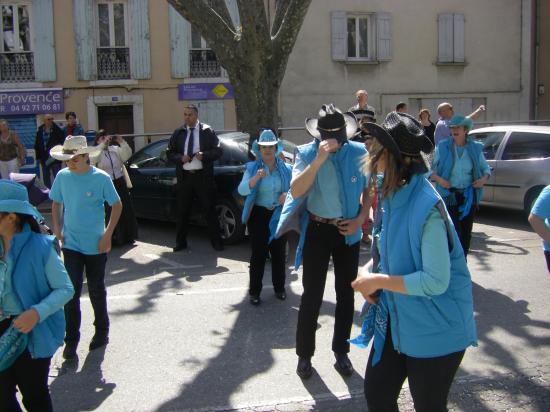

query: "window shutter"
left=73, top=0, right=96, bottom=80
left=225, top=0, right=240, bottom=30
left=453, top=14, right=465, bottom=63
left=169, top=5, right=191, bottom=78
left=32, top=0, right=56, bottom=81
left=197, top=101, right=224, bottom=131
left=438, top=13, right=454, bottom=63
left=129, top=0, right=151, bottom=79
left=376, top=12, right=392, bottom=61
left=331, top=11, right=347, bottom=61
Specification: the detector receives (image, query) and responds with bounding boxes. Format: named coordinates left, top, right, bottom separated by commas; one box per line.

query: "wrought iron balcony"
left=0, top=52, right=35, bottom=82
left=97, top=47, right=131, bottom=80
left=190, top=49, right=221, bottom=78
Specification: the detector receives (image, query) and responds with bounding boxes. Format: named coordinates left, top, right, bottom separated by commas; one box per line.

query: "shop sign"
left=0, top=88, right=64, bottom=115
left=178, top=83, right=234, bottom=100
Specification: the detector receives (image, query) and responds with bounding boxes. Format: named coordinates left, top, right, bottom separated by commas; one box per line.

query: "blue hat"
left=0, top=179, right=43, bottom=221
left=448, top=115, right=473, bottom=130
left=251, top=130, right=283, bottom=158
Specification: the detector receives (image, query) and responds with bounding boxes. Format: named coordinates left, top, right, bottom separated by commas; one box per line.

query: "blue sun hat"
left=448, top=114, right=474, bottom=131
left=251, top=129, right=283, bottom=158
left=0, top=179, right=43, bottom=221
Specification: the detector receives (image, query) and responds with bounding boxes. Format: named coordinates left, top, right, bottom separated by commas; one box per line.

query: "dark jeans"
left=365, top=326, right=465, bottom=412
left=106, top=177, right=138, bottom=245
left=175, top=170, right=221, bottom=245
left=296, top=221, right=360, bottom=357
left=63, top=249, right=109, bottom=343
left=247, top=205, right=287, bottom=296
left=446, top=192, right=476, bottom=256
left=40, top=160, right=61, bottom=189
left=0, top=319, right=53, bottom=412
left=545, top=251, right=550, bottom=272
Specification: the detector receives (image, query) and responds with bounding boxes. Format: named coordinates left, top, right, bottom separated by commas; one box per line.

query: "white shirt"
left=92, top=141, right=132, bottom=179
left=183, top=122, right=203, bottom=171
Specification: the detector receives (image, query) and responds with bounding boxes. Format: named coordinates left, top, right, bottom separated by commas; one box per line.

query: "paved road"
left=45, top=207, right=550, bottom=411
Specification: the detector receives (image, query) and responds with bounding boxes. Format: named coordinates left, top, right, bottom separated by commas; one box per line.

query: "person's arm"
left=98, top=201, right=122, bottom=253
left=237, top=167, right=253, bottom=196
left=13, top=133, right=26, bottom=165
left=467, top=105, right=486, bottom=120
left=529, top=214, right=550, bottom=244
left=473, top=151, right=491, bottom=188
left=198, top=129, right=222, bottom=162
left=337, top=186, right=372, bottom=236
left=166, top=130, right=183, bottom=163
left=51, top=201, right=64, bottom=244
left=116, top=136, right=132, bottom=162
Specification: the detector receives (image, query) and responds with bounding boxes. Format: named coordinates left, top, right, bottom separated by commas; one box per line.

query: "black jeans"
left=175, top=170, right=221, bottom=245
left=364, top=326, right=465, bottom=412
left=446, top=191, right=476, bottom=256
left=0, top=319, right=53, bottom=412
left=545, top=251, right=550, bottom=272
left=247, top=205, right=287, bottom=296
left=296, top=221, right=360, bottom=357
left=63, top=249, right=109, bottom=343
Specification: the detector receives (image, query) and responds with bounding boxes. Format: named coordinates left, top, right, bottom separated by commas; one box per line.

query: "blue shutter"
left=331, top=11, right=347, bottom=61
left=225, top=0, right=240, bottom=30
left=129, top=0, right=151, bottom=79
left=438, top=13, right=454, bottom=63
left=32, top=0, right=56, bottom=81
left=196, top=101, right=224, bottom=132
left=376, top=12, right=392, bottom=61
left=169, top=5, right=191, bottom=78
left=453, top=14, right=465, bottom=63
left=73, top=0, right=96, bottom=80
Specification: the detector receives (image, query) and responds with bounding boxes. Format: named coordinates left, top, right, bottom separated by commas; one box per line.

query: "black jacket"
left=34, top=123, right=65, bottom=162
left=167, top=123, right=222, bottom=178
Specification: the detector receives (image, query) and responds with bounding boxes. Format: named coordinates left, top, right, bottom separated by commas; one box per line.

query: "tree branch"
left=271, top=0, right=291, bottom=36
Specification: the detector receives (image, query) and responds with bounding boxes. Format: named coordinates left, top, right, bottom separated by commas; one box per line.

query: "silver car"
left=469, top=125, right=550, bottom=214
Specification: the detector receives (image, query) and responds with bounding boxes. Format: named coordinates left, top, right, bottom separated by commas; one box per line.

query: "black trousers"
left=106, top=176, right=138, bottom=245
left=175, top=170, right=220, bottom=245
left=0, top=319, right=53, bottom=412
left=545, top=251, right=550, bottom=272
left=446, top=192, right=476, bottom=256
left=63, top=249, right=109, bottom=343
left=296, top=221, right=360, bottom=357
left=247, top=205, right=287, bottom=296
left=365, top=326, right=465, bottom=412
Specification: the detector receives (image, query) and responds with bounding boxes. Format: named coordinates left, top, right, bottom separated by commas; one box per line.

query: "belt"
left=309, top=213, right=343, bottom=226
left=182, top=169, right=203, bottom=174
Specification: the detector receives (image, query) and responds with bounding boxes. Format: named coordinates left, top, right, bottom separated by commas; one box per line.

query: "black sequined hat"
left=305, top=104, right=357, bottom=142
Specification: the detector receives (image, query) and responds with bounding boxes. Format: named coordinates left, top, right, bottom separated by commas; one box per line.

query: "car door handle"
left=150, top=176, right=159, bottom=181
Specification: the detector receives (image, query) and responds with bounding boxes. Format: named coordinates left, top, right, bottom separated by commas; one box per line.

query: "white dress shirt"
left=183, top=122, right=203, bottom=171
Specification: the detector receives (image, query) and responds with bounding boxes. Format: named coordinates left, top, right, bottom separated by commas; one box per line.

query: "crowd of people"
left=1, top=92, right=549, bottom=412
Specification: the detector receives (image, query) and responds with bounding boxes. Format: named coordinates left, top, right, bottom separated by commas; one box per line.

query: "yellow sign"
left=212, top=84, right=229, bottom=98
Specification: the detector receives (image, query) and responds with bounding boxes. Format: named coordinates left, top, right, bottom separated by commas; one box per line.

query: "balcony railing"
left=0, top=52, right=35, bottom=82
left=190, top=49, right=221, bottom=78
left=97, top=47, right=130, bottom=80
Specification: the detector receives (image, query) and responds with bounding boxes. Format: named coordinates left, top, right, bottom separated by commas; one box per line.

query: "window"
left=96, top=1, right=130, bottom=80
left=438, top=13, right=465, bottom=63
left=130, top=140, right=171, bottom=168
left=0, top=3, right=33, bottom=82
left=347, top=15, right=374, bottom=60
left=470, top=131, right=505, bottom=160
left=189, top=25, right=221, bottom=78
left=501, top=132, right=550, bottom=161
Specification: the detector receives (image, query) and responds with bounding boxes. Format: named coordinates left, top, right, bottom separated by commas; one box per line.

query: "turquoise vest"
left=275, top=140, right=367, bottom=268
left=379, top=174, right=477, bottom=357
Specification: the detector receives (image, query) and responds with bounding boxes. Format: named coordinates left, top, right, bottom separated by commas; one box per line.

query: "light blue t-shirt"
left=238, top=166, right=283, bottom=209
left=432, top=144, right=491, bottom=189
left=49, top=167, right=120, bottom=255
left=531, top=185, right=550, bottom=251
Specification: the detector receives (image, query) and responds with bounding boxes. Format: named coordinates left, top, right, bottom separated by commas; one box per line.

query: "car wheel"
left=524, top=186, right=544, bottom=216
left=216, top=199, right=245, bottom=244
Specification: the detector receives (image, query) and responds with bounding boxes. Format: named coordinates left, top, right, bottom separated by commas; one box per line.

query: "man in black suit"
left=34, top=114, right=65, bottom=188
left=167, top=104, right=224, bottom=251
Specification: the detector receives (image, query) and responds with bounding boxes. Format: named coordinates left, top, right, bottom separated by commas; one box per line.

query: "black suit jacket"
left=167, top=123, right=222, bottom=178
left=34, top=123, right=65, bottom=162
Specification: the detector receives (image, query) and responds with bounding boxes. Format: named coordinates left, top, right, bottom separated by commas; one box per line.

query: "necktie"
left=186, top=127, right=195, bottom=156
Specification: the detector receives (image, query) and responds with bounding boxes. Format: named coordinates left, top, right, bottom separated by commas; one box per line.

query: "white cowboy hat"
left=49, top=135, right=102, bottom=161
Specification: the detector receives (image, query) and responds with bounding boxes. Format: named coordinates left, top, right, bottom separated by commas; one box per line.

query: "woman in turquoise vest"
left=351, top=112, right=477, bottom=412
left=430, top=115, right=491, bottom=256
left=238, top=130, right=292, bottom=305
left=0, top=180, right=74, bottom=412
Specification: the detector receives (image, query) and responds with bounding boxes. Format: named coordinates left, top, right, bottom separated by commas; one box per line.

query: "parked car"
left=468, top=125, right=550, bottom=214
left=126, top=132, right=296, bottom=244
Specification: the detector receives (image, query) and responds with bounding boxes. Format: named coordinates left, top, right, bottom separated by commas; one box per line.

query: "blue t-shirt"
left=49, top=167, right=120, bottom=255
left=531, top=185, right=550, bottom=251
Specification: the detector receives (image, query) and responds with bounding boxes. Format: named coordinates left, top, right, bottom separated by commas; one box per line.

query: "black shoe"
left=275, top=291, right=287, bottom=301
left=63, top=341, right=78, bottom=360
left=334, top=353, right=353, bottom=376
left=89, top=333, right=109, bottom=351
left=211, top=239, right=224, bottom=251
left=249, top=295, right=261, bottom=306
left=173, top=242, right=187, bottom=252
left=296, top=357, right=313, bottom=379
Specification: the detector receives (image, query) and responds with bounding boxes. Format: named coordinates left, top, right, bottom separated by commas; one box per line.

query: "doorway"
left=98, top=105, right=135, bottom=149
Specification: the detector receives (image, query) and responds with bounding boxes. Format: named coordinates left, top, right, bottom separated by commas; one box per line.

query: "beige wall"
left=537, top=0, right=550, bottom=118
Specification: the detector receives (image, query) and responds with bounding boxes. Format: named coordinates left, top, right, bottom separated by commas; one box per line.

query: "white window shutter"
left=376, top=12, right=392, bottom=61
left=32, top=0, right=56, bottom=81
left=129, top=0, right=151, bottom=79
left=438, top=13, right=454, bottom=63
left=225, top=0, right=240, bottom=30
left=169, top=5, right=191, bottom=78
left=453, top=14, right=465, bottom=63
left=73, top=0, right=96, bottom=80
left=197, top=101, right=224, bottom=131
left=331, top=11, right=347, bottom=61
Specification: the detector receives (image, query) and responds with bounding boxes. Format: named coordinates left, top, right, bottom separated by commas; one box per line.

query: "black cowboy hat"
left=362, top=112, right=433, bottom=160
left=351, top=108, right=376, bottom=123
left=305, top=104, right=357, bottom=142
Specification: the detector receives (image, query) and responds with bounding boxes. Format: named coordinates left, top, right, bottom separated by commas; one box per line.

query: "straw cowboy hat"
left=49, top=135, right=102, bottom=161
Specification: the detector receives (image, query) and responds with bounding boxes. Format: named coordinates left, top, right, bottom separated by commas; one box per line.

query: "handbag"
left=121, top=164, right=133, bottom=189
left=0, top=322, right=29, bottom=372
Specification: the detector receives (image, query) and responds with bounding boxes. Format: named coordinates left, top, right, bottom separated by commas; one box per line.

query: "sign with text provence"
left=0, top=88, right=64, bottom=115
left=178, top=83, right=234, bottom=100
